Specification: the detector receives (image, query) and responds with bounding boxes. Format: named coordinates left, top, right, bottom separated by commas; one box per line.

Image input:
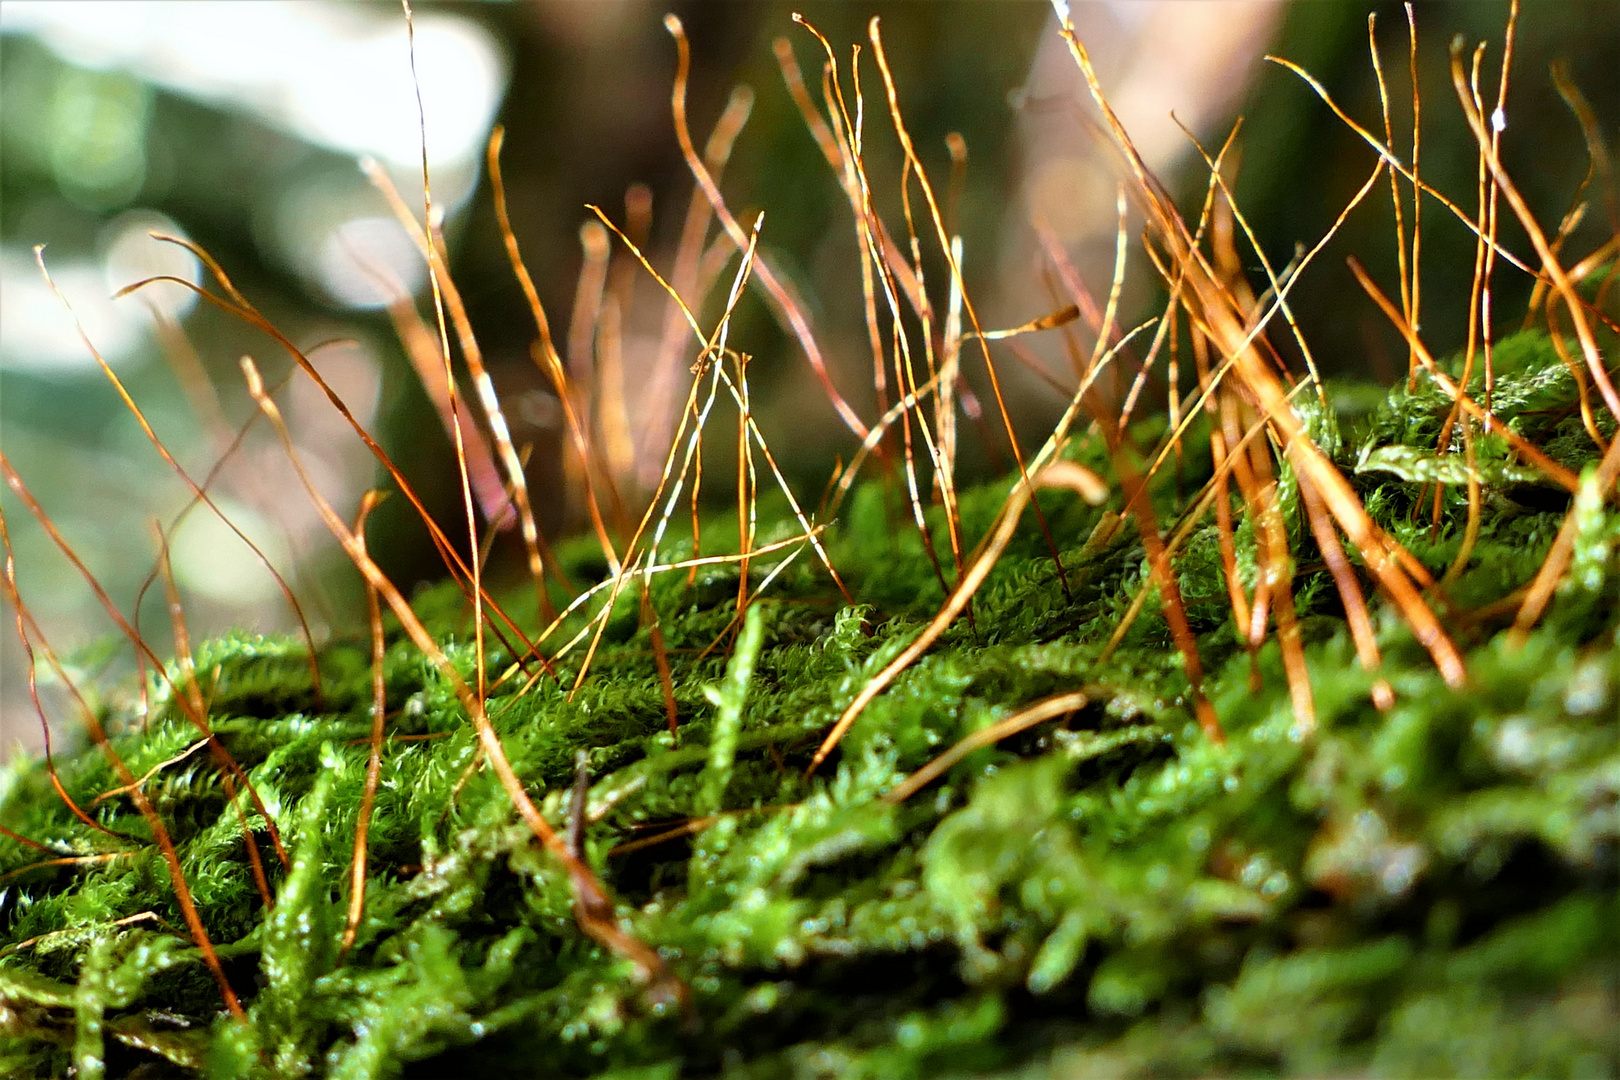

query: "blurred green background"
left=2, top=0, right=1616, bottom=756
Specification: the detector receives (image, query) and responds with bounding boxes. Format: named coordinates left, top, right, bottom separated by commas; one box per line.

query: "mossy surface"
left=2, top=332, right=1617, bottom=1078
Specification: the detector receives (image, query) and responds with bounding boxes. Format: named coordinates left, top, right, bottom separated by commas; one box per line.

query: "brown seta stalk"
left=0, top=473, right=245, bottom=1020
left=1052, top=11, right=1468, bottom=719
left=241, top=355, right=684, bottom=1006
left=806, top=460, right=1109, bottom=777
left=340, top=491, right=390, bottom=960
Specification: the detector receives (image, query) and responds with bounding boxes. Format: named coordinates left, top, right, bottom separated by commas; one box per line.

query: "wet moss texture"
left=2, top=331, right=1617, bottom=1078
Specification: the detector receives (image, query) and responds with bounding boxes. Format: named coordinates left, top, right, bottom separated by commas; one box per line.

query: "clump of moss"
left=2, top=329, right=1615, bottom=1078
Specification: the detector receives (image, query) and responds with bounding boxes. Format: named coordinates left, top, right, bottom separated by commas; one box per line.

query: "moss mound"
left=2, top=332, right=1617, bottom=1078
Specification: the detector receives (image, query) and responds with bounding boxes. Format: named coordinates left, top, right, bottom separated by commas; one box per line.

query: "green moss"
left=2, top=334, right=1617, bottom=1078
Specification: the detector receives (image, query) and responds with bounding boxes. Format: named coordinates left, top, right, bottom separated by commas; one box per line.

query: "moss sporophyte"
left=2, top=5, right=1618, bottom=1079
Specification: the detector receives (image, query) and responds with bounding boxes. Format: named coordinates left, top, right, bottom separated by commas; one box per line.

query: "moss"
left=2, top=334, right=1618, bottom=1079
